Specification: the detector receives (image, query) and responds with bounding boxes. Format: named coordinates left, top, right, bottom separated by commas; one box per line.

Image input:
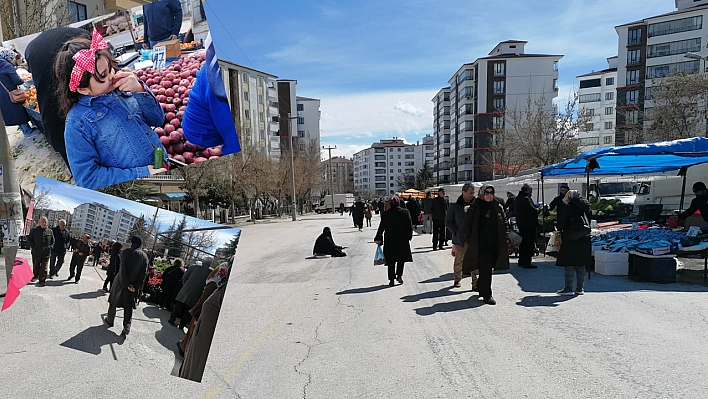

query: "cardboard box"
left=595, top=261, right=629, bottom=276
left=153, top=39, right=180, bottom=58
left=594, top=250, right=629, bottom=264
left=634, top=243, right=678, bottom=256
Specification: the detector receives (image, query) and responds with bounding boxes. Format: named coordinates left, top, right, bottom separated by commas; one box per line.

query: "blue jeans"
left=19, top=123, right=33, bottom=136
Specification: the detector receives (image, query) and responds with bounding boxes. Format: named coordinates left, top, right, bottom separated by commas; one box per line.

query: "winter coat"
left=505, top=195, right=516, bottom=216
left=555, top=197, right=592, bottom=267
left=422, top=196, right=433, bottom=214
left=430, top=196, right=447, bottom=221
left=108, top=245, right=148, bottom=309
left=64, top=87, right=167, bottom=190
left=176, top=264, right=212, bottom=308
left=445, top=194, right=473, bottom=246
left=351, top=200, right=365, bottom=218
left=514, top=191, right=540, bottom=231
left=180, top=284, right=226, bottom=382
left=678, top=195, right=708, bottom=223
left=365, top=203, right=372, bottom=219
left=406, top=199, right=421, bottom=221
left=374, top=206, right=413, bottom=263
left=548, top=194, right=568, bottom=216
left=107, top=246, right=121, bottom=277
left=51, top=226, right=70, bottom=255
left=28, top=225, right=54, bottom=258
left=313, top=231, right=346, bottom=257
left=462, top=198, right=510, bottom=273
left=72, top=240, right=91, bottom=263
left=0, top=58, right=29, bottom=126
left=92, top=243, right=103, bottom=258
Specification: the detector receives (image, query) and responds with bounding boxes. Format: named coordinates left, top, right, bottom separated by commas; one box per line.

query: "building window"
left=605, top=107, right=614, bottom=115
left=375, top=162, right=385, bottom=167
left=604, top=121, right=613, bottom=130
left=648, top=38, right=701, bottom=58
left=297, top=104, right=304, bottom=111
left=627, top=49, right=641, bottom=66
left=648, top=15, right=703, bottom=37
left=604, top=136, right=613, bottom=145
left=244, top=110, right=250, bottom=119
left=626, top=70, right=639, bottom=85
left=260, top=130, right=265, bottom=140
left=493, top=80, right=505, bottom=94
left=553, top=61, right=558, bottom=71
left=374, top=155, right=385, bottom=160
left=579, top=78, right=601, bottom=89
left=390, top=183, right=394, bottom=187
left=493, top=62, right=505, bottom=76
left=374, top=148, right=385, bottom=153
left=584, top=123, right=594, bottom=131
left=579, top=93, right=601, bottom=103
left=646, top=60, right=699, bottom=78
left=389, top=155, right=393, bottom=159
left=628, top=28, right=642, bottom=45
left=390, top=169, right=394, bottom=173
left=626, top=109, right=639, bottom=124
left=297, top=117, right=304, bottom=124
left=626, top=90, right=639, bottom=105
left=69, top=1, right=87, bottom=22
left=259, top=112, right=264, bottom=121
left=492, top=98, right=504, bottom=110
left=584, top=108, right=595, bottom=116
left=297, top=130, right=305, bottom=137
left=389, top=176, right=394, bottom=180
left=605, top=92, right=614, bottom=101
left=606, top=77, right=615, bottom=86
left=242, top=73, right=248, bottom=82
left=397, top=162, right=401, bottom=166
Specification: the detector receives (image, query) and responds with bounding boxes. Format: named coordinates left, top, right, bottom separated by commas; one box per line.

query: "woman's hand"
left=113, top=68, right=145, bottom=93
left=148, top=165, right=167, bottom=175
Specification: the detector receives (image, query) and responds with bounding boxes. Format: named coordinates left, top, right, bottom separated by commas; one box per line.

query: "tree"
left=128, top=215, right=149, bottom=244
left=416, top=162, right=434, bottom=190
left=645, top=71, right=708, bottom=142
left=181, top=222, right=218, bottom=265
left=396, top=172, right=416, bottom=191
left=164, top=216, right=187, bottom=258
left=177, top=163, right=210, bottom=219
left=98, top=179, right=153, bottom=203
left=218, top=235, right=240, bottom=259
left=0, top=0, right=68, bottom=39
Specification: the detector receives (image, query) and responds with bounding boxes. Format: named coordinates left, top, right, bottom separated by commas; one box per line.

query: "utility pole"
left=322, top=145, right=337, bottom=213
left=287, top=113, right=298, bottom=221
left=0, top=115, right=23, bottom=296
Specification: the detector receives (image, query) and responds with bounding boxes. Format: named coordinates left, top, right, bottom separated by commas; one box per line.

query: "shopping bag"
left=545, top=231, right=562, bottom=253
left=417, top=213, right=424, bottom=223
left=374, top=245, right=386, bottom=266
left=508, top=231, right=522, bottom=248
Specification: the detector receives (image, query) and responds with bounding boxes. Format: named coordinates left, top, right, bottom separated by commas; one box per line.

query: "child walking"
left=55, top=30, right=167, bottom=190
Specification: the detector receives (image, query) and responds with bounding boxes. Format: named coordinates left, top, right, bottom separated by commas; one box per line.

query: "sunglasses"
left=483, top=191, right=494, bottom=195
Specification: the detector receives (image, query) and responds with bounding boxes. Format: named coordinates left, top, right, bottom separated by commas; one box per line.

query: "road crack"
left=294, top=318, right=326, bottom=399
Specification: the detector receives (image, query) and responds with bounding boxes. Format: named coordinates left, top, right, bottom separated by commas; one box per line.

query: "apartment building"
left=322, top=156, right=355, bottom=194
left=218, top=60, right=280, bottom=158
left=353, top=138, right=433, bottom=197
left=432, top=88, right=452, bottom=184
left=439, top=40, right=561, bottom=183
left=615, top=0, right=708, bottom=145
left=276, top=80, right=322, bottom=158
left=71, top=203, right=139, bottom=242
left=576, top=56, right=618, bottom=152
left=295, top=96, right=322, bottom=152
left=32, top=209, right=72, bottom=231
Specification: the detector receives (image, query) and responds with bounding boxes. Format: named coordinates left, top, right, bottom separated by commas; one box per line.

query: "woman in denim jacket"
left=55, top=30, right=167, bottom=189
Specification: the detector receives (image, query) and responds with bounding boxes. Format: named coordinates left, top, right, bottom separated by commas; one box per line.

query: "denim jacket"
left=65, top=86, right=167, bottom=189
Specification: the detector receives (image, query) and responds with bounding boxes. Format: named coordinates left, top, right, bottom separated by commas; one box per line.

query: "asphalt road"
left=2, top=212, right=708, bottom=398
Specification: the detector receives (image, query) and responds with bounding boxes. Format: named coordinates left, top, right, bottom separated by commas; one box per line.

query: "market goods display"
left=24, top=86, right=38, bottom=112
left=180, top=42, right=201, bottom=51
left=134, top=50, right=223, bottom=165
left=591, top=228, right=706, bottom=254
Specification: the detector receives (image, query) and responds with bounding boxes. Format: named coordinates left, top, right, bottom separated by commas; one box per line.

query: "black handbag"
left=563, top=213, right=591, bottom=241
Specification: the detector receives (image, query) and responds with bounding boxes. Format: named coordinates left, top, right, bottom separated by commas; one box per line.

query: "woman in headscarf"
left=374, top=195, right=413, bottom=286
left=555, top=190, right=591, bottom=296
left=462, top=184, right=510, bottom=305
left=0, top=48, right=33, bottom=136
left=312, top=227, right=346, bottom=257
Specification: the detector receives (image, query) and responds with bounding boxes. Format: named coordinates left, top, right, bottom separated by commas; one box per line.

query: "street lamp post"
left=287, top=113, right=298, bottom=221
left=322, top=145, right=337, bottom=213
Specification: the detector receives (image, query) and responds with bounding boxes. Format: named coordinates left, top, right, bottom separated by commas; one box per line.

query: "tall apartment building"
left=352, top=138, right=433, bottom=197
left=414, top=135, right=436, bottom=171
left=71, top=203, right=139, bottom=242
left=576, top=56, right=618, bottom=152
left=33, top=209, right=72, bottom=231
left=277, top=80, right=322, bottom=157
left=437, top=40, right=561, bottom=183
left=615, top=0, right=708, bottom=145
left=322, top=156, right=355, bottom=194
left=432, top=87, right=452, bottom=185
left=218, top=60, right=280, bottom=158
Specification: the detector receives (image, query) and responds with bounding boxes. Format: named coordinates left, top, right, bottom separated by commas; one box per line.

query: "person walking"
left=339, top=201, right=345, bottom=215
left=351, top=197, right=366, bottom=231
left=430, top=188, right=448, bottom=250
left=556, top=190, right=592, bottom=296
left=505, top=192, right=516, bottom=217
left=422, top=191, right=433, bottom=233
left=28, top=216, right=54, bottom=287
left=374, top=196, right=413, bottom=287
left=406, top=194, right=421, bottom=229
left=445, top=183, right=477, bottom=288
left=170, top=259, right=213, bottom=329
left=377, top=199, right=385, bottom=214
left=48, top=219, right=70, bottom=279
left=92, top=241, right=103, bottom=268
left=462, top=185, right=510, bottom=305
left=104, top=236, right=149, bottom=337
left=364, top=202, right=373, bottom=227
left=0, top=48, right=34, bottom=137
left=103, top=241, right=122, bottom=292
left=160, top=258, right=185, bottom=310
left=68, top=233, right=91, bottom=283
left=514, top=183, right=541, bottom=268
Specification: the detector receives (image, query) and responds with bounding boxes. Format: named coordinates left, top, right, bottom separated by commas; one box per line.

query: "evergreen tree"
left=167, top=215, right=188, bottom=258
left=128, top=215, right=149, bottom=244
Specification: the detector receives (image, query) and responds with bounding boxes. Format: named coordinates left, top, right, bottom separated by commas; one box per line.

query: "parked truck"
left=633, top=163, right=708, bottom=213
left=314, top=194, right=355, bottom=213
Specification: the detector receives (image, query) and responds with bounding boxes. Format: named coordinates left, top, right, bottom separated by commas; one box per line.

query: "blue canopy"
left=541, top=137, right=708, bottom=177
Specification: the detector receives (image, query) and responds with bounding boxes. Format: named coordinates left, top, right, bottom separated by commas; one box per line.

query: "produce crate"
left=25, top=106, right=44, bottom=134
left=153, top=39, right=181, bottom=58
left=628, top=252, right=677, bottom=283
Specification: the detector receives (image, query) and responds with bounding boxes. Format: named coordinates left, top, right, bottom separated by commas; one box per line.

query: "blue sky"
left=35, top=176, right=240, bottom=253
left=204, top=0, right=676, bottom=159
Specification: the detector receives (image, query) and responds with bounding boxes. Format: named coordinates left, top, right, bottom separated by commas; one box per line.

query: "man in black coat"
left=92, top=241, right=103, bottom=268
left=28, top=217, right=54, bottom=286
left=678, top=181, right=708, bottom=224
left=105, top=236, right=149, bottom=337
left=422, top=191, right=433, bottom=233
left=505, top=192, right=516, bottom=217
left=445, top=183, right=476, bottom=288
left=430, top=188, right=448, bottom=250
left=547, top=183, right=570, bottom=217
left=515, top=184, right=541, bottom=268
left=24, top=27, right=91, bottom=169
left=48, top=219, right=70, bottom=279
left=68, top=233, right=91, bottom=283
left=406, top=195, right=421, bottom=228
left=351, top=197, right=366, bottom=231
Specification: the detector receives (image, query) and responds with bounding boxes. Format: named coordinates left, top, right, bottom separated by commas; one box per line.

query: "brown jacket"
left=462, top=198, right=510, bottom=272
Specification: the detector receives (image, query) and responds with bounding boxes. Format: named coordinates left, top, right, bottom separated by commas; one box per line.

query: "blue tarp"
left=541, top=137, right=708, bottom=177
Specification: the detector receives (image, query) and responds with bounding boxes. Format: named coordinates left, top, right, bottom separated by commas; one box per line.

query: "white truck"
left=633, top=163, right=708, bottom=213
left=314, top=194, right=355, bottom=214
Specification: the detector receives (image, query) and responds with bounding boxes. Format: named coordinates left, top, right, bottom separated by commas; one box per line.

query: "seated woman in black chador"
left=313, top=227, right=346, bottom=257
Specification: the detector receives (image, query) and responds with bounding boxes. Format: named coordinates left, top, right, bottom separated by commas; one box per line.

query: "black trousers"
left=477, top=251, right=497, bottom=298
left=93, top=254, right=101, bottom=267
left=518, top=227, right=536, bottom=266
left=107, top=300, right=134, bottom=332
left=49, top=252, right=66, bottom=276
left=170, top=300, right=193, bottom=329
left=432, top=219, right=445, bottom=248
left=69, top=255, right=85, bottom=281
left=103, top=272, right=115, bottom=291
left=387, top=261, right=405, bottom=281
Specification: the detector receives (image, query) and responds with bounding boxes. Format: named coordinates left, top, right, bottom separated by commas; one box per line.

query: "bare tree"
left=98, top=179, right=153, bottom=203
left=181, top=222, right=217, bottom=265
left=30, top=182, right=51, bottom=210
left=645, top=71, right=708, bottom=142
left=177, top=163, right=210, bottom=219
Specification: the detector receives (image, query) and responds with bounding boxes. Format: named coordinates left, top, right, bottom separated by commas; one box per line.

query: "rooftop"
left=615, top=3, right=708, bottom=28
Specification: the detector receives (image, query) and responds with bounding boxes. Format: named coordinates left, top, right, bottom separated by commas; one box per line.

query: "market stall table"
left=675, top=242, right=708, bottom=282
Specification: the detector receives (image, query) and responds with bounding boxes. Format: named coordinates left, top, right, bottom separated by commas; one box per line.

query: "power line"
left=203, top=1, right=256, bottom=69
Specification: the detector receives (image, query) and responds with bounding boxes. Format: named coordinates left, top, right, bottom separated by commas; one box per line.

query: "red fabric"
left=69, top=29, right=108, bottom=92
left=2, top=257, right=33, bottom=311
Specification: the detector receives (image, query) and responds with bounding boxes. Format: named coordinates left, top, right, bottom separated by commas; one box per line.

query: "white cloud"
left=393, top=101, right=425, bottom=117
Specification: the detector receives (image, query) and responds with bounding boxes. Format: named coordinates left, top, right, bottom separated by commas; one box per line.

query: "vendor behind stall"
left=143, top=0, right=182, bottom=49
left=678, top=182, right=708, bottom=223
